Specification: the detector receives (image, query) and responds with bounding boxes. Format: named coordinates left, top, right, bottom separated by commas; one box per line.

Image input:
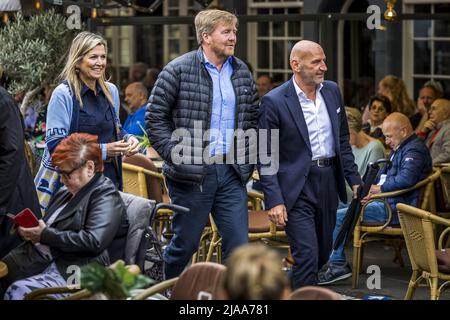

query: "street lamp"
left=2, top=13, right=9, bottom=24
left=384, top=0, right=397, bottom=21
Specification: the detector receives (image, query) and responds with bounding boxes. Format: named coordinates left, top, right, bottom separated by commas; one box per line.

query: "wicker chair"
left=352, top=168, right=441, bottom=288
left=133, top=262, right=227, bottom=300
left=122, top=157, right=173, bottom=240
left=247, top=190, right=287, bottom=243
left=436, top=166, right=450, bottom=218
left=397, top=203, right=450, bottom=300
left=197, top=191, right=287, bottom=264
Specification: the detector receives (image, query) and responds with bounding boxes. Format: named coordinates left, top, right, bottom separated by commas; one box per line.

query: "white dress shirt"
left=292, top=77, right=336, bottom=160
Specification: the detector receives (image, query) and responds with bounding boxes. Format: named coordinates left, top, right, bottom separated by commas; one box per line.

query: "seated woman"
left=223, top=243, right=291, bottom=300
left=1, top=133, right=127, bottom=300
left=362, top=94, right=391, bottom=143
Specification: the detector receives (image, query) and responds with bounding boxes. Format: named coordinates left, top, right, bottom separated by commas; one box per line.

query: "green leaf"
left=0, top=9, right=80, bottom=105
left=79, top=262, right=155, bottom=299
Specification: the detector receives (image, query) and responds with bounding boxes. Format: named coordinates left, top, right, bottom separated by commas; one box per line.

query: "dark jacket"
left=2, top=173, right=126, bottom=283
left=145, top=48, right=259, bottom=185
left=258, top=80, right=361, bottom=211
left=377, top=134, right=432, bottom=224
left=0, top=86, right=41, bottom=259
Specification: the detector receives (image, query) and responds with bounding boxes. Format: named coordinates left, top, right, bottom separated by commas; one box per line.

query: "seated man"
left=414, top=80, right=443, bottom=133
left=318, top=112, right=432, bottom=285
left=123, top=82, right=149, bottom=137
left=256, top=74, right=274, bottom=99
left=416, top=98, right=450, bottom=165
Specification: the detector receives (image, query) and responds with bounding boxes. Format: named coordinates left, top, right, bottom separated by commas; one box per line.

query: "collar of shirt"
left=292, top=76, right=323, bottom=103
left=130, top=104, right=147, bottom=116
left=202, top=52, right=233, bottom=72
left=81, top=81, right=104, bottom=97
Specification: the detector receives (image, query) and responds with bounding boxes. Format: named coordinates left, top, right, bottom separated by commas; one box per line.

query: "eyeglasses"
left=55, top=160, right=87, bottom=179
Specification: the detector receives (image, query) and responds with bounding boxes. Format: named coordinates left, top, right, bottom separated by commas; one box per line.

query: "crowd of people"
left=0, top=7, right=449, bottom=300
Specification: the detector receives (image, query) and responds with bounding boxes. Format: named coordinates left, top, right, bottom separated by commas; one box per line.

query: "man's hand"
left=361, top=184, right=381, bottom=205
left=18, top=220, right=46, bottom=243
left=268, top=204, right=288, bottom=226
left=417, top=99, right=427, bottom=116
left=423, top=119, right=437, bottom=133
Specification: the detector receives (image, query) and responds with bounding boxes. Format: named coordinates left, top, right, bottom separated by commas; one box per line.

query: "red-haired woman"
left=1, top=133, right=127, bottom=300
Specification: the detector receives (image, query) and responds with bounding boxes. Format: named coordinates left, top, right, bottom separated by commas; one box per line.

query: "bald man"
left=258, top=40, right=360, bottom=288
left=123, top=82, right=149, bottom=137
left=417, top=99, right=450, bottom=164
left=364, top=113, right=431, bottom=229
left=319, top=112, right=432, bottom=285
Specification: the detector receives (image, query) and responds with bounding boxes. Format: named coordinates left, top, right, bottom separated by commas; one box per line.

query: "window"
left=248, top=0, right=303, bottom=85
left=163, top=0, right=213, bottom=64
left=98, top=7, right=135, bottom=86
left=404, top=1, right=450, bottom=98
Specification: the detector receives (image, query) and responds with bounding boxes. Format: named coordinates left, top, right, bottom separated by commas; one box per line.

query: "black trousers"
left=285, top=164, right=339, bottom=289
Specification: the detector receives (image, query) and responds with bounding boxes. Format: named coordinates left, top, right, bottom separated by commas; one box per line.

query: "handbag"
left=34, top=163, right=62, bottom=214
left=135, top=225, right=165, bottom=283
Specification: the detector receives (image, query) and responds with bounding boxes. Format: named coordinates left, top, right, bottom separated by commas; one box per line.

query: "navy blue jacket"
left=377, top=134, right=432, bottom=224
left=257, top=79, right=361, bottom=211
left=146, top=48, right=259, bottom=185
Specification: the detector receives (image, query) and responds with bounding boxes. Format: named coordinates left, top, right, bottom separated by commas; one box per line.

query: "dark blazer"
left=0, top=86, right=41, bottom=258
left=258, top=79, right=361, bottom=211
left=2, top=173, right=127, bottom=284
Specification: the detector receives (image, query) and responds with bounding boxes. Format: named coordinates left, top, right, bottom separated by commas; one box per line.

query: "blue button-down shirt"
left=203, top=54, right=236, bottom=156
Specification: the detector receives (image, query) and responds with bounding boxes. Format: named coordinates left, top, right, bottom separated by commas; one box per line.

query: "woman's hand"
left=18, top=220, right=46, bottom=243
left=107, top=140, right=131, bottom=157
left=125, top=136, right=140, bottom=156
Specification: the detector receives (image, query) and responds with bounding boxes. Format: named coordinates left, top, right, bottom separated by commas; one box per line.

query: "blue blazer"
left=258, top=79, right=361, bottom=211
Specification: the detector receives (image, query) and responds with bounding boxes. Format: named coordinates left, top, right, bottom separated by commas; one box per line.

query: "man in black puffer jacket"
left=146, top=9, right=259, bottom=279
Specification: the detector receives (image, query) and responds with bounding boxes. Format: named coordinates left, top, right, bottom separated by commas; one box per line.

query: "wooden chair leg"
left=352, top=229, right=362, bottom=289
left=206, top=231, right=220, bottom=262
left=217, top=242, right=222, bottom=264
left=430, top=277, right=439, bottom=300
left=359, top=244, right=364, bottom=273
left=404, top=270, right=419, bottom=300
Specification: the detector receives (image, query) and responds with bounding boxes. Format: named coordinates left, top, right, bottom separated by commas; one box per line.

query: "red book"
left=6, top=208, right=39, bottom=228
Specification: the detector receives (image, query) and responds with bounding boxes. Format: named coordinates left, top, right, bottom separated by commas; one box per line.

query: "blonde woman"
left=362, top=75, right=417, bottom=128
left=223, top=243, right=291, bottom=300
left=35, top=32, right=139, bottom=212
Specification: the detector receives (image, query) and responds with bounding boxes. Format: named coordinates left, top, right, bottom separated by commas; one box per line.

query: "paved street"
left=318, top=242, right=450, bottom=300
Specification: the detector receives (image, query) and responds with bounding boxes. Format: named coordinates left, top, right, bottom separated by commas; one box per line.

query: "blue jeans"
left=329, top=201, right=388, bottom=264
left=164, top=164, right=248, bottom=279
